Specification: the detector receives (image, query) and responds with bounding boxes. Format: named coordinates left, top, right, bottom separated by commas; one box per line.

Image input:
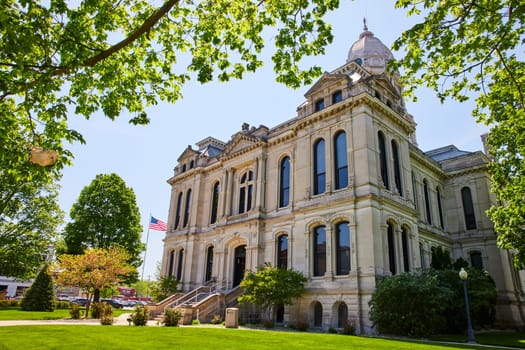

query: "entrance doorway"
left=233, top=245, right=246, bottom=287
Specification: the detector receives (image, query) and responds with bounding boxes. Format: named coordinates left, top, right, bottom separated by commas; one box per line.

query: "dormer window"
left=181, top=164, right=187, bottom=173
left=332, top=90, right=342, bottom=104
left=189, top=160, right=195, bottom=169
left=314, top=98, right=325, bottom=112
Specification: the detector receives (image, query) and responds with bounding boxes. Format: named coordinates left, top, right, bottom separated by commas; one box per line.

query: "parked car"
left=100, top=298, right=124, bottom=309
left=70, top=297, right=89, bottom=306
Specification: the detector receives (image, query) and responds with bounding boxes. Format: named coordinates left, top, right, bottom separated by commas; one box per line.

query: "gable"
left=222, top=134, right=260, bottom=157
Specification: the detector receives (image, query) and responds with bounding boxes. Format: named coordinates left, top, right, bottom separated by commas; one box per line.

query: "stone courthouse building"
left=161, top=25, right=525, bottom=333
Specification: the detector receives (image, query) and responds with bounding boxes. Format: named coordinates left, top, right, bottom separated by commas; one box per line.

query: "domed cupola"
left=347, top=19, right=394, bottom=75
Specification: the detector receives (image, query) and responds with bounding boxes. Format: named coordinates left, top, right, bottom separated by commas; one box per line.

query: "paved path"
left=0, top=313, right=160, bottom=327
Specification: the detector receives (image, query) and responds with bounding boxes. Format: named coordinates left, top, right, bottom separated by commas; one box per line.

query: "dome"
left=346, top=20, right=394, bottom=74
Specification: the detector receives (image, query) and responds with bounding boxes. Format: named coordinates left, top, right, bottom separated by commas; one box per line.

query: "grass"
left=0, top=307, right=128, bottom=320
left=0, top=326, right=505, bottom=350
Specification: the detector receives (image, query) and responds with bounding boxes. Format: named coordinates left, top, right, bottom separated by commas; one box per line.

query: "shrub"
left=99, top=302, right=114, bottom=325
left=192, top=319, right=200, bottom=325
left=70, top=304, right=82, bottom=319
left=131, top=305, right=149, bottom=326
left=0, top=300, right=18, bottom=308
left=91, top=302, right=102, bottom=319
left=211, top=314, right=223, bottom=325
left=263, top=319, right=274, bottom=329
left=20, top=264, right=55, bottom=312
left=162, top=308, right=182, bottom=327
left=295, top=319, right=309, bottom=331
left=369, top=268, right=498, bottom=337
left=328, top=327, right=337, bottom=334
left=55, top=301, right=70, bottom=309
left=340, top=320, right=355, bottom=335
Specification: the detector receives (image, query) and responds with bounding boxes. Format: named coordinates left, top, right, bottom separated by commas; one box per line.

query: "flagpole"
left=140, top=214, right=151, bottom=299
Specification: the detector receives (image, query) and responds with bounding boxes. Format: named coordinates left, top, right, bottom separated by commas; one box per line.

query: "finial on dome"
left=363, top=17, right=368, bottom=31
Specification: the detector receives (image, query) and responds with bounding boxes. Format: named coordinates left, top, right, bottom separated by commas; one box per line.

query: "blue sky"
left=58, top=1, right=490, bottom=280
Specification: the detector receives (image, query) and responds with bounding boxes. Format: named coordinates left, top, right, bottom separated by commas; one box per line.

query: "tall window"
left=412, top=173, right=418, bottom=210
left=470, top=251, right=483, bottom=269
left=332, top=90, right=342, bottom=104
left=387, top=223, right=396, bottom=275
left=183, top=189, right=192, bottom=227
left=279, top=157, right=291, bottom=207
left=436, top=187, right=445, bottom=229
left=168, top=250, right=175, bottom=277
left=239, top=171, right=254, bottom=214
left=313, top=139, right=326, bottom=195
left=277, top=235, right=288, bottom=269
left=423, top=179, right=432, bottom=224
left=314, top=98, right=325, bottom=112
left=176, top=249, right=184, bottom=281
left=314, top=302, right=323, bottom=327
left=210, top=182, right=220, bottom=224
left=189, top=160, right=195, bottom=169
left=174, top=192, right=183, bottom=229
left=205, top=246, right=214, bottom=282
left=334, top=131, right=348, bottom=190
left=401, top=227, right=410, bottom=272
left=335, top=222, right=351, bottom=275
left=378, top=131, right=389, bottom=189
left=461, top=187, right=477, bottom=230
left=392, top=140, right=403, bottom=195
left=313, top=226, right=326, bottom=277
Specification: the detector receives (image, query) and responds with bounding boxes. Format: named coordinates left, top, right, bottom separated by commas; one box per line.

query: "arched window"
left=392, top=140, right=403, bottom=195
left=183, top=189, right=192, bottom=227
left=189, top=160, right=195, bottom=169
left=205, top=246, right=214, bottom=282
left=412, top=173, right=418, bottom=211
left=239, top=171, right=254, bottom=214
left=314, top=302, right=323, bottom=327
left=181, top=164, right=186, bottom=173
left=277, top=235, right=288, bottom=269
left=174, top=192, right=183, bottom=229
left=436, top=187, right=445, bottom=229
left=332, top=90, right=342, bottom=104
left=210, top=182, right=220, bottom=224
left=313, top=226, right=326, bottom=277
left=168, top=250, right=175, bottom=277
left=335, top=222, right=350, bottom=275
left=401, top=227, right=410, bottom=272
left=176, top=249, right=184, bottom=281
left=419, top=242, right=425, bottom=269
left=314, top=98, right=325, bottom=112
left=334, top=131, right=348, bottom=190
left=470, top=251, right=483, bottom=269
left=461, top=187, right=477, bottom=230
left=279, top=157, right=291, bottom=207
left=378, top=131, right=389, bottom=189
left=387, top=222, right=396, bottom=275
left=337, top=303, right=348, bottom=328
left=313, top=139, right=326, bottom=195
left=423, top=180, right=432, bottom=224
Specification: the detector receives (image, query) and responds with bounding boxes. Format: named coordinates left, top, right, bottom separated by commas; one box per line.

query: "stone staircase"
left=149, top=283, right=243, bottom=324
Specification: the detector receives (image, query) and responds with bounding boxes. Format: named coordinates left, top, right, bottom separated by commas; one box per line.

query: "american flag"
left=149, top=216, right=167, bottom=231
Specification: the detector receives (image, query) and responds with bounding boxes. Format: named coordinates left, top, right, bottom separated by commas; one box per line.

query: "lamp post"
left=459, top=268, right=476, bottom=344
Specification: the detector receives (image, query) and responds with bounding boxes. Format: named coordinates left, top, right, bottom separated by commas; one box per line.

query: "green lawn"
left=0, top=307, right=128, bottom=320
left=0, top=326, right=502, bottom=350
left=432, top=331, right=525, bottom=349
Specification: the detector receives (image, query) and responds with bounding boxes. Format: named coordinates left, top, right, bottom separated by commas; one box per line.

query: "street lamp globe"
left=459, top=267, right=468, bottom=280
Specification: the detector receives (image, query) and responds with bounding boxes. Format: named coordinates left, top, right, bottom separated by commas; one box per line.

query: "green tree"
left=150, top=275, right=179, bottom=302
left=20, top=264, right=55, bottom=312
left=1, top=0, right=339, bottom=183
left=238, top=263, right=306, bottom=322
left=55, top=247, right=135, bottom=317
left=0, top=179, right=63, bottom=279
left=392, top=0, right=525, bottom=268
left=64, top=173, right=144, bottom=267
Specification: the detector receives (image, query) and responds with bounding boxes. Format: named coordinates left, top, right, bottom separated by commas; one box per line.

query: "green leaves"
left=394, top=0, right=525, bottom=268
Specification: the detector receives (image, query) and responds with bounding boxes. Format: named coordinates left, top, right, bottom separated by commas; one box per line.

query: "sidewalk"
left=0, top=313, right=159, bottom=327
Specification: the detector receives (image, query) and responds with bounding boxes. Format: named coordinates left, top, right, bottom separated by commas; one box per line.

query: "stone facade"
left=161, top=27, right=525, bottom=333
